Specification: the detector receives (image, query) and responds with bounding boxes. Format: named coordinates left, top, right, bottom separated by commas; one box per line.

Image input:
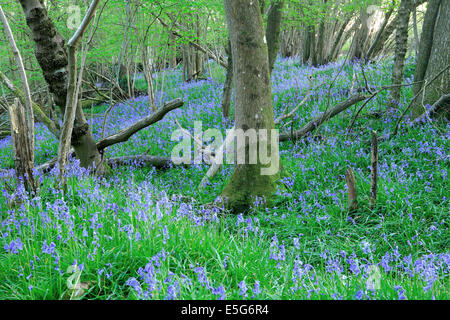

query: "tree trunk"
left=266, top=0, right=285, bottom=74
left=349, top=7, right=369, bottom=61
left=280, top=27, right=302, bottom=58
left=389, top=0, right=412, bottom=107
left=302, top=25, right=311, bottom=64
left=221, top=0, right=279, bottom=213
left=365, top=7, right=394, bottom=61
left=316, top=0, right=327, bottom=65
left=309, top=24, right=317, bottom=66
left=9, top=100, right=36, bottom=193
left=411, top=0, right=449, bottom=119
left=18, top=0, right=104, bottom=172
left=366, top=0, right=426, bottom=60
left=327, top=16, right=351, bottom=63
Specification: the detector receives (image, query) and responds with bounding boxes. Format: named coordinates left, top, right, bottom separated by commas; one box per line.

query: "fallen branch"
left=279, top=93, right=368, bottom=142
left=35, top=98, right=184, bottom=173
left=389, top=64, right=450, bottom=140
left=199, top=126, right=236, bottom=189
left=96, top=98, right=184, bottom=150
left=107, top=155, right=184, bottom=169
left=416, top=93, right=450, bottom=122
left=275, top=75, right=313, bottom=124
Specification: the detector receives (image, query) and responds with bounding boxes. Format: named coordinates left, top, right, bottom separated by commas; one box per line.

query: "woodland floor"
left=0, top=56, right=448, bottom=299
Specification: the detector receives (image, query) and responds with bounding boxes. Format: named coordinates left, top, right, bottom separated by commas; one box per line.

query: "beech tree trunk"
left=316, top=0, right=327, bottom=65
left=389, top=0, right=412, bottom=107
left=266, top=0, right=285, bottom=74
left=309, top=24, right=317, bottom=66
left=280, top=27, right=302, bottom=58
left=18, top=0, right=104, bottom=172
left=349, top=7, right=369, bottom=61
left=302, top=25, right=312, bottom=64
left=221, top=0, right=279, bottom=213
left=411, top=0, right=449, bottom=119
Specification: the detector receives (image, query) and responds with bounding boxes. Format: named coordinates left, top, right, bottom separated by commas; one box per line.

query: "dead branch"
left=279, top=93, right=368, bottom=142
left=8, top=99, right=37, bottom=193
left=275, top=75, right=313, bottom=124
left=96, top=98, right=184, bottom=150
left=389, top=64, right=450, bottom=140
left=345, top=166, right=358, bottom=212
left=199, top=126, right=236, bottom=189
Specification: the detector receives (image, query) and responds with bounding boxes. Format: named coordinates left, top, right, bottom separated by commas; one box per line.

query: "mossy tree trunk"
left=221, top=0, right=280, bottom=213
left=18, top=0, right=104, bottom=172
left=411, top=0, right=449, bottom=120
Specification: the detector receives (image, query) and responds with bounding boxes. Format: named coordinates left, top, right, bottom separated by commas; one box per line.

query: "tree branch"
left=279, top=93, right=368, bottom=142
left=96, top=98, right=184, bottom=150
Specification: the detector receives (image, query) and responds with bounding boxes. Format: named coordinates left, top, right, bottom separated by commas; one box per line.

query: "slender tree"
left=266, top=0, right=285, bottom=74
left=221, top=0, right=280, bottom=212
left=389, top=0, right=412, bottom=107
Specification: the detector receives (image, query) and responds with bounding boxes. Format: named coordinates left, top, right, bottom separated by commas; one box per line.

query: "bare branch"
left=279, top=94, right=368, bottom=142
left=96, top=98, right=184, bottom=150
left=275, top=75, right=313, bottom=124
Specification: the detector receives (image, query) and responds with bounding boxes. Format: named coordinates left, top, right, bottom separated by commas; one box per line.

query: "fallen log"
left=279, top=93, right=368, bottom=142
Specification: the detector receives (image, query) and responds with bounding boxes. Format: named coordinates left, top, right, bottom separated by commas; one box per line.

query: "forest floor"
left=0, top=57, right=448, bottom=299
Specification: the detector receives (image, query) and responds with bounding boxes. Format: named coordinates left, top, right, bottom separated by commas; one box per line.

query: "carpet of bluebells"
left=0, top=56, right=448, bottom=300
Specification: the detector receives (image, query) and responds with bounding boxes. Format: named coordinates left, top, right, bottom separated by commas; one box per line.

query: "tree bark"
left=327, top=16, right=351, bottom=63
left=302, top=25, right=311, bottom=64
left=349, top=7, right=369, bottom=61
left=221, top=0, right=279, bottom=213
left=8, top=100, right=36, bottom=193
left=17, top=0, right=104, bottom=171
left=266, top=0, right=285, bottom=74
left=411, top=0, right=447, bottom=119
left=316, top=0, right=327, bottom=65
left=389, top=0, right=412, bottom=107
